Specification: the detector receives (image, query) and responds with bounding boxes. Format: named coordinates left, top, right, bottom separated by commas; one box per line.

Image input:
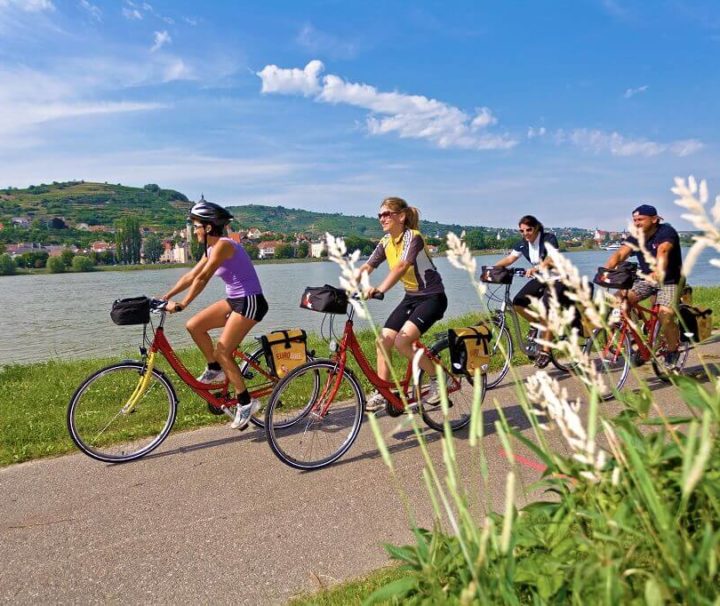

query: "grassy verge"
left=288, top=567, right=404, bottom=606
left=0, top=311, right=481, bottom=467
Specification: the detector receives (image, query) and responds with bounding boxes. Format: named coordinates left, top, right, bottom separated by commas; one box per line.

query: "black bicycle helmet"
left=188, top=196, right=233, bottom=227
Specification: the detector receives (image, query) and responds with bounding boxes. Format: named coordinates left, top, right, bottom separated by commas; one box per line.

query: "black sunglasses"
left=378, top=211, right=399, bottom=220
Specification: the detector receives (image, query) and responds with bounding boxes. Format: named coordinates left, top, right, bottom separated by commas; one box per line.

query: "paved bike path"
left=1, top=340, right=718, bottom=604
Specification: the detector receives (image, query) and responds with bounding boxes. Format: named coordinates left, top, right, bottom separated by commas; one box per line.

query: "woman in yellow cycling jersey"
left=358, top=197, right=447, bottom=412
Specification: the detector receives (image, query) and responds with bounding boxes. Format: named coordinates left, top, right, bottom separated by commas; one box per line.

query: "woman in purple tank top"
left=161, top=198, right=269, bottom=430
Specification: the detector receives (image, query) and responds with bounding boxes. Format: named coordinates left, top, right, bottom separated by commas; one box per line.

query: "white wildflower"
left=672, top=176, right=720, bottom=276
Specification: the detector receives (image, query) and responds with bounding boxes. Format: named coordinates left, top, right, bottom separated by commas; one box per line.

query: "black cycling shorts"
left=226, top=293, right=269, bottom=322
left=384, top=292, right=448, bottom=335
left=512, top=278, right=547, bottom=308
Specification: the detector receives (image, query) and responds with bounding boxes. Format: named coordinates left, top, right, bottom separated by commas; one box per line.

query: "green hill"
left=226, top=203, right=479, bottom=239
left=0, top=181, right=191, bottom=230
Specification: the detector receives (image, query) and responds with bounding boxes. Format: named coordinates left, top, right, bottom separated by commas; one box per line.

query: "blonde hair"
left=381, top=196, right=420, bottom=231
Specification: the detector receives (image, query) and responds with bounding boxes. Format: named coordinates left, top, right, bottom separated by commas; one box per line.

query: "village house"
left=91, top=241, right=113, bottom=253
left=258, top=240, right=283, bottom=259
left=246, top=228, right=262, bottom=240
left=310, top=241, right=326, bottom=258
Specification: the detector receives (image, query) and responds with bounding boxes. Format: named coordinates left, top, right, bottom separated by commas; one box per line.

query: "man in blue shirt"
left=604, top=204, right=683, bottom=365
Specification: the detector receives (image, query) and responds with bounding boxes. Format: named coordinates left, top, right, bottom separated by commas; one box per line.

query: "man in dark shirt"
left=604, top=204, right=683, bottom=362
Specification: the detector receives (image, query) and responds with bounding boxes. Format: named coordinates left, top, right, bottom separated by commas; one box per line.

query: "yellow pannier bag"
left=679, top=305, right=713, bottom=343
left=260, top=328, right=308, bottom=378
left=447, top=323, right=492, bottom=376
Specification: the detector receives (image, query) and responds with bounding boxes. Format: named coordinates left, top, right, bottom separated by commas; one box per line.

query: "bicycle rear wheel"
left=485, top=319, right=512, bottom=389
left=417, top=337, right=484, bottom=432
left=650, top=321, right=690, bottom=381
left=585, top=328, right=631, bottom=400
left=67, top=362, right=177, bottom=463
left=265, top=360, right=364, bottom=470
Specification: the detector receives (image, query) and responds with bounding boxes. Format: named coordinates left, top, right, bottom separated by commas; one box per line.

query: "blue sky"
left=0, top=0, right=718, bottom=230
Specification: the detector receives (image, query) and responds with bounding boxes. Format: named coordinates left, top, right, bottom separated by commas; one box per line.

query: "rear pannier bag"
left=480, top=265, right=512, bottom=285
left=110, top=296, right=150, bottom=326
left=679, top=305, right=713, bottom=343
left=447, top=323, right=492, bottom=376
left=593, top=262, right=637, bottom=290
left=299, top=284, right=349, bottom=314
left=260, top=328, right=308, bottom=378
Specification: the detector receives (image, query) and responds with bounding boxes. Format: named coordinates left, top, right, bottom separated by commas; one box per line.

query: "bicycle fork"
left=121, top=352, right=158, bottom=414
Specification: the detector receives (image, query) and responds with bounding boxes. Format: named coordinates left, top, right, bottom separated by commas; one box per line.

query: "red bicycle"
left=264, top=293, right=485, bottom=470
left=67, top=299, right=311, bottom=462
left=585, top=288, right=689, bottom=399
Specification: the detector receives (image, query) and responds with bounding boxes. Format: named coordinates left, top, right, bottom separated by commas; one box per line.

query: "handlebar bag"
left=447, top=323, right=492, bottom=376
left=679, top=305, right=713, bottom=343
left=593, top=263, right=637, bottom=290
left=260, top=328, right=308, bottom=377
left=110, top=296, right=150, bottom=325
left=479, top=266, right=512, bottom=284
left=299, top=285, right=349, bottom=314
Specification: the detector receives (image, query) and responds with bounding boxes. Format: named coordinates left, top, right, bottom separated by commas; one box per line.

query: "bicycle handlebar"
left=351, top=292, right=385, bottom=301
left=149, top=298, right=168, bottom=312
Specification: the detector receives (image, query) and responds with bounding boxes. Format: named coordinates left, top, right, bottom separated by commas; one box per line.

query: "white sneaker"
left=424, top=378, right=441, bottom=405
left=365, top=391, right=387, bottom=413
left=230, top=399, right=261, bottom=430
left=196, top=368, right=226, bottom=384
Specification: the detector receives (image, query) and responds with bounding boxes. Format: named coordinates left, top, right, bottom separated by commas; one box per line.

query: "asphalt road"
left=2, top=340, right=718, bottom=604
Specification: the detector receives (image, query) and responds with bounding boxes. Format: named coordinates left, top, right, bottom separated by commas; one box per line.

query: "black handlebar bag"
left=448, top=323, right=492, bottom=376
left=480, top=266, right=512, bottom=284
left=593, top=263, right=637, bottom=290
left=679, top=305, right=713, bottom=343
left=110, top=296, right=151, bottom=325
left=299, top=285, right=349, bottom=314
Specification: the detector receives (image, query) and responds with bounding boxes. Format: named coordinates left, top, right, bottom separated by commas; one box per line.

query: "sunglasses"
left=378, top=211, right=399, bottom=220
left=519, top=227, right=535, bottom=234
left=193, top=224, right=205, bottom=230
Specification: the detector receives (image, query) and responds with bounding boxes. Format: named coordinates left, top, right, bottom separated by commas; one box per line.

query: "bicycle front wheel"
left=585, top=328, right=631, bottom=400
left=265, top=360, right=364, bottom=470
left=417, top=337, right=484, bottom=432
left=67, top=362, right=177, bottom=463
left=485, top=319, right=512, bottom=389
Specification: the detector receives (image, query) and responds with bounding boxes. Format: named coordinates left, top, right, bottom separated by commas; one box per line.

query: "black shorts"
left=226, top=294, right=269, bottom=322
left=384, top=292, right=447, bottom=335
left=512, top=278, right=547, bottom=308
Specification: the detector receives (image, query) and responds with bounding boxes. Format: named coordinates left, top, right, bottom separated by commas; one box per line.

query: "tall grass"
left=299, top=180, right=720, bottom=604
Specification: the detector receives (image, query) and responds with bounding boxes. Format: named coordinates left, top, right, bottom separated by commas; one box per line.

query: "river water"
left=1, top=248, right=717, bottom=365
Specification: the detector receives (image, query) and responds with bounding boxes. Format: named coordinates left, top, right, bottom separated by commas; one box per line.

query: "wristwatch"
left=175, top=303, right=184, bottom=312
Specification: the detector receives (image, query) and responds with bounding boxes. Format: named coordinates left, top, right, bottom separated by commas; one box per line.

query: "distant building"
left=246, top=228, right=262, bottom=240
left=11, top=217, right=30, bottom=228
left=91, top=241, right=113, bottom=253
left=310, top=241, right=326, bottom=258
left=258, top=240, right=283, bottom=259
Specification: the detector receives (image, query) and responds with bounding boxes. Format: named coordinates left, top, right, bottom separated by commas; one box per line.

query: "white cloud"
left=624, top=84, right=648, bottom=98
left=122, top=6, right=141, bottom=20
left=527, top=126, right=547, bottom=139
left=557, top=128, right=703, bottom=157
left=150, top=29, right=171, bottom=52
left=78, top=0, right=101, bottom=21
left=162, top=58, right=191, bottom=81
left=257, top=60, right=324, bottom=96
left=0, top=0, right=54, bottom=11
left=257, top=60, right=517, bottom=150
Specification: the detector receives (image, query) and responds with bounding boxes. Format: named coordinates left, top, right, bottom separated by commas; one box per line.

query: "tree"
left=243, top=243, right=259, bottom=260
left=465, top=230, right=486, bottom=251
left=275, top=243, right=294, bottom=259
left=47, top=256, right=65, bottom=273
left=115, top=216, right=142, bottom=264
left=0, top=253, right=16, bottom=275
left=61, top=249, right=75, bottom=266
left=72, top=255, right=94, bottom=272
left=296, top=241, right=309, bottom=258
left=143, top=233, right=164, bottom=263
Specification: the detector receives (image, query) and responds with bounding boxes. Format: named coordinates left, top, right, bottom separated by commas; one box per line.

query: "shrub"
left=0, top=253, right=16, bottom=275
left=71, top=255, right=94, bottom=272
left=47, top=256, right=65, bottom=273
